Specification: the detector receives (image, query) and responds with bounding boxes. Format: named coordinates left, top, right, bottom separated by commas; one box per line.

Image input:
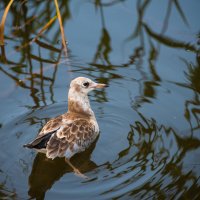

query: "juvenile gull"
left=24, top=77, right=107, bottom=177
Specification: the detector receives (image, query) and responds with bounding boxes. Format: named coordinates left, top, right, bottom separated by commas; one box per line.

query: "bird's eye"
left=83, top=81, right=89, bottom=88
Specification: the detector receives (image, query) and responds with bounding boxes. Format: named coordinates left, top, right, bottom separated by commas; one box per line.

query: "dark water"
left=0, top=0, right=200, bottom=199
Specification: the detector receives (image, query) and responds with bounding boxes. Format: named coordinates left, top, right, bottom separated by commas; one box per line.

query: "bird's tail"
left=23, top=143, right=34, bottom=148
left=23, top=131, right=54, bottom=150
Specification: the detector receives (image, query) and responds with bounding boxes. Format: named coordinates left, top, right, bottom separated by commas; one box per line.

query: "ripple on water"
left=0, top=103, right=179, bottom=199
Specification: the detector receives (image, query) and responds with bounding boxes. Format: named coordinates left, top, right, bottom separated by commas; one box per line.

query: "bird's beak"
left=91, top=82, right=107, bottom=89
left=95, top=83, right=107, bottom=88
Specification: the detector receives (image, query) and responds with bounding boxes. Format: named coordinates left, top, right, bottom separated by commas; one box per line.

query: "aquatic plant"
left=0, top=0, right=67, bottom=54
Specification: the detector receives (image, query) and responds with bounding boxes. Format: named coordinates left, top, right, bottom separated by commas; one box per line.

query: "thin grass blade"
left=54, top=0, right=68, bottom=55
left=0, top=0, right=14, bottom=45
left=32, top=15, right=57, bottom=43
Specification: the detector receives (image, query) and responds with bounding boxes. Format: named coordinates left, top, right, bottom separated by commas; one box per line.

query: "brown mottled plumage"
left=24, top=77, right=107, bottom=161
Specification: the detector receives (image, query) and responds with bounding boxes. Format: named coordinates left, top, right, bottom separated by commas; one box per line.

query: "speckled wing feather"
left=38, top=115, right=65, bottom=136
left=46, top=119, right=97, bottom=159
left=24, top=114, right=66, bottom=149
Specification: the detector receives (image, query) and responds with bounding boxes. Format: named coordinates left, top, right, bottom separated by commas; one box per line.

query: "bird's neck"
left=68, top=89, right=94, bottom=117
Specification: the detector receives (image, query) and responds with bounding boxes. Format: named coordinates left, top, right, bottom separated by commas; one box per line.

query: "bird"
left=24, top=77, right=107, bottom=178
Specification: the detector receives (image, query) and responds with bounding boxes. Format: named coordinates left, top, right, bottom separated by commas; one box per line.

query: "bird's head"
left=69, top=77, right=107, bottom=95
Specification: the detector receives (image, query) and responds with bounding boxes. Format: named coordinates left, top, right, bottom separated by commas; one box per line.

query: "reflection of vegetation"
left=184, top=58, right=200, bottom=128
left=0, top=185, right=16, bottom=200
left=0, top=0, right=198, bottom=106
left=173, top=53, right=200, bottom=131
left=102, top=111, right=200, bottom=199
left=0, top=0, right=71, bottom=108
left=93, top=2, right=112, bottom=65
left=115, top=112, right=173, bottom=168
left=123, top=0, right=197, bottom=105
left=0, top=0, right=68, bottom=52
left=0, top=0, right=199, bottom=199
left=0, top=170, right=16, bottom=199
left=93, top=28, right=112, bottom=65
left=184, top=56, right=200, bottom=94
left=143, top=23, right=197, bottom=52
left=90, top=0, right=198, bottom=106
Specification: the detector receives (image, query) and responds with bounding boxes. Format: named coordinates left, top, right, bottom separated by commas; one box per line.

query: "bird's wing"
left=23, top=114, right=66, bottom=149
left=46, top=119, right=96, bottom=159
left=38, top=114, right=65, bottom=136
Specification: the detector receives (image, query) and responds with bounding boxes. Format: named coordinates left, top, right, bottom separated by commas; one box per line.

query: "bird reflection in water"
left=28, top=139, right=98, bottom=200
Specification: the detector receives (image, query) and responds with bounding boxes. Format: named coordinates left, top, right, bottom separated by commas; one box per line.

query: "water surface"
left=0, top=0, right=200, bottom=199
